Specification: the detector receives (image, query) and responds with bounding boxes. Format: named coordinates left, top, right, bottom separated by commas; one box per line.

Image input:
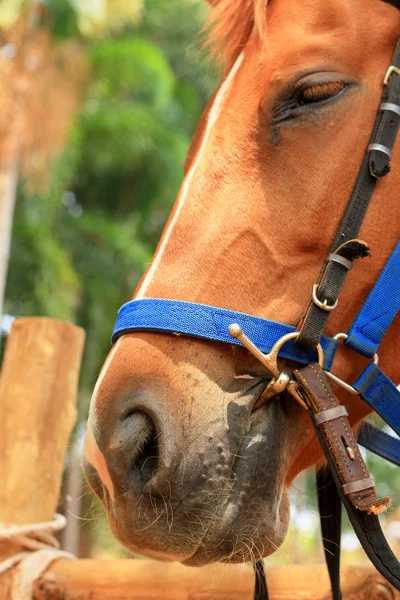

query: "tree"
left=0, top=0, right=145, bottom=321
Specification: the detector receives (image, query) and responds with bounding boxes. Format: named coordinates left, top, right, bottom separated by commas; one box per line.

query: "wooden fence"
left=0, top=318, right=398, bottom=600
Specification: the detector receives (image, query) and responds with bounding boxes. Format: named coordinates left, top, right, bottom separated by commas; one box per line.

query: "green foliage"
left=43, top=0, right=81, bottom=39
left=90, top=37, right=175, bottom=108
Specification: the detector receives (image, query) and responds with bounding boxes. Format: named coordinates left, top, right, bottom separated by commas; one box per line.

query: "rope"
left=0, top=513, right=75, bottom=600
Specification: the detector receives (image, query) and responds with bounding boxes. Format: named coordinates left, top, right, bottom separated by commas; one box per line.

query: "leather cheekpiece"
left=293, top=363, right=391, bottom=515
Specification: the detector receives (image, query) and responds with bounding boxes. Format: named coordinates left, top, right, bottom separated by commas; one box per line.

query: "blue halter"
left=112, top=241, right=400, bottom=463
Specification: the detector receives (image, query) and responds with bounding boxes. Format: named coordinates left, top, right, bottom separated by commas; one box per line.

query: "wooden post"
left=33, top=561, right=399, bottom=600
left=0, top=317, right=85, bottom=598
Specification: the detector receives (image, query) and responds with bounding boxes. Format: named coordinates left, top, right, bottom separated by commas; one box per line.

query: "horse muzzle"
left=83, top=336, right=296, bottom=563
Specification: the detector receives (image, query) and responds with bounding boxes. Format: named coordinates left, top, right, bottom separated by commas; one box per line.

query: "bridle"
left=111, top=35, right=400, bottom=600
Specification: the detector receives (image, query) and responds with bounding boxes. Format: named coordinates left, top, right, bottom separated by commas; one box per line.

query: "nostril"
left=107, top=410, right=160, bottom=490
left=130, top=419, right=159, bottom=484
left=121, top=411, right=159, bottom=486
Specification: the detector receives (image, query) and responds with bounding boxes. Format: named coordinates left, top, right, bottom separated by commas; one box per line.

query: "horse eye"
left=297, top=81, right=347, bottom=105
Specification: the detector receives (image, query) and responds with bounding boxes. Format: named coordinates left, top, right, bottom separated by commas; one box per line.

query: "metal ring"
left=380, top=102, right=400, bottom=117
left=368, top=143, right=392, bottom=159
left=325, top=370, right=359, bottom=394
left=312, top=284, right=338, bottom=312
left=268, top=330, right=324, bottom=369
left=384, top=65, right=400, bottom=86
left=333, top=332, right=348, bottom=341
left=333, top=333, right=379, bottom=365
left=325, top=333, right=379, bottom=395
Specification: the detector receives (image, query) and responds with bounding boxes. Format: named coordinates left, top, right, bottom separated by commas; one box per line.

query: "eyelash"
left=296, top=81, right=347, bottom=105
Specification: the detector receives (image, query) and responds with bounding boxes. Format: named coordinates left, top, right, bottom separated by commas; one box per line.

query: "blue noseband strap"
left=112, top=299, right=339, bottom=371
left=112, top=242, right=400, bottom=460
left=345, top=241, right=400, bottom=437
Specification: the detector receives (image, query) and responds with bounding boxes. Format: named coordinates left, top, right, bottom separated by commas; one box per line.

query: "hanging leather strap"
left=292, top=363, right=390, bottom=514
left=316, top=467, right=342, bottom=600
left=253, top=559, right=268, bottom=600
left=317, top=424, right=400, bottom=600
left=293, top=363, right=400, bottom=592
left=297, top=39, right=400, bottom=350
left=315, top=429, right=400, bottom=593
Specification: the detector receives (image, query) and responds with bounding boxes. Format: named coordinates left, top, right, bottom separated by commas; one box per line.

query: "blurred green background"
left=1, top=0, right=399, bottom=568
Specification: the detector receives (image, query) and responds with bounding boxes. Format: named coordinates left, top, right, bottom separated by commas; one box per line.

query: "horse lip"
left=181, top=397, right=289, bottom=565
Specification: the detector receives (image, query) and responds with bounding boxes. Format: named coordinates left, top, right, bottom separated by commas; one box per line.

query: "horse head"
left=84, top=0, right=400, bottom=566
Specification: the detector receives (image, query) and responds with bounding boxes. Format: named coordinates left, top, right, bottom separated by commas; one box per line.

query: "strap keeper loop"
left=327, top=253, right=353, bottom=271
left=380, top=102, right=400, bottom=117
left=314, top=405, right=349, bottom=426
left=368, top=143, right=392, bottom=160
left=342, top=477, right=375, bottom=496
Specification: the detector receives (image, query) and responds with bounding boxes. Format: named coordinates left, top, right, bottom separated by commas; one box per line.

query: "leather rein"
left=112, top=39, right=400, bottom=600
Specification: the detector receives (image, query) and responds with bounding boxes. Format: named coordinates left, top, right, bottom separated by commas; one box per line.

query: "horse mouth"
left=181, top=401, right=291, bottom=566
left=90, top=392, right=293, bottom=566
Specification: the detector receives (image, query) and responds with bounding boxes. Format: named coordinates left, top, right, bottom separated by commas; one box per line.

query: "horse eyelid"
left=272, top=81, right=353, bottom=123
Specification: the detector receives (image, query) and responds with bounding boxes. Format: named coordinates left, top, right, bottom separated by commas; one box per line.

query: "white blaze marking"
left=89, top=336, right=123, bottom=416
left=86, top=338, right=124, bottom=498
left=136, top=52, right=245, bottom=298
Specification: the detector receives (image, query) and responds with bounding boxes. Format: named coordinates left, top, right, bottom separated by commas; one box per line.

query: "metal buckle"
left=228, top=326, right=324, bottom=408
left=324, top=333, right=379, bottom=395
left=312, top=284, right=338, bottom=312
left=384, top=66, right=400, bottom=86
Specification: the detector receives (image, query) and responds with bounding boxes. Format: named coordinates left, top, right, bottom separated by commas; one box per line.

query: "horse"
left=83, top=0, right=400, bottom=571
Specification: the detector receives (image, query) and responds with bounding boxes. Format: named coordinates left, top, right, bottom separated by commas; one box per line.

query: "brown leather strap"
left=293, top=363, right=391, bottom=514
left=296, top=39, right=400, bottom=349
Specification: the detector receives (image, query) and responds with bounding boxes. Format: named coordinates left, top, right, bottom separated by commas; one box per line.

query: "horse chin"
left=107, top=480, right=290, bottom=566
left=181, top=485, right=291, bottom=566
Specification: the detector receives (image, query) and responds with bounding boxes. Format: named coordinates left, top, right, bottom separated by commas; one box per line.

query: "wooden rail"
left=33, top=561, right=398, bottom=600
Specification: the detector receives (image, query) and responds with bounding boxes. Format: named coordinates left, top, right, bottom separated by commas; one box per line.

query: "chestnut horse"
left=84, top=0, right=400, bottom=567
